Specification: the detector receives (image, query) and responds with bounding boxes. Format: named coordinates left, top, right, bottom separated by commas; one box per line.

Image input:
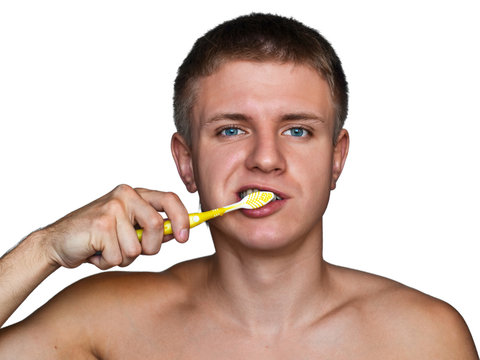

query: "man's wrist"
left=23, top=228, right=61, bottom=273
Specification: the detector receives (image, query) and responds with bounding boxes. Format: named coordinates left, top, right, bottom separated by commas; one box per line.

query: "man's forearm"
left=0, top=230, right=59, bottom=327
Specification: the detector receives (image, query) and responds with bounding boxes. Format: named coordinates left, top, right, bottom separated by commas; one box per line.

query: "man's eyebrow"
left=203, top=112, right=326, bottom=126
left=203, top=113, right=252, bottom=125
left=280, top=112, right=326, bottom=123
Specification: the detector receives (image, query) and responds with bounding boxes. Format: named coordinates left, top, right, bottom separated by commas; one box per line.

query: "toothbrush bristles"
left=243, top=191, right=275, bottom=209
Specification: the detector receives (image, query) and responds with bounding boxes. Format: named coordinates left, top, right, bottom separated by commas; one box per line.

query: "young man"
left=0, top=13, right=477, bottom=359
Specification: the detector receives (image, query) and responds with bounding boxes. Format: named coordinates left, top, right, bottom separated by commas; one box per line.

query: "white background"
left=1, top=0, right=479, bottom=347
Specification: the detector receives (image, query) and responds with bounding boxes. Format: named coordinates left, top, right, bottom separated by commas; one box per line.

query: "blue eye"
left=220, top=127, right=245, bottom=136
left=284, top=127, right=308, bottom=137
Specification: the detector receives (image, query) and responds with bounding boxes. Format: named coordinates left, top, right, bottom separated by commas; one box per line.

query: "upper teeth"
left=239, top=188, right=282, bottom=201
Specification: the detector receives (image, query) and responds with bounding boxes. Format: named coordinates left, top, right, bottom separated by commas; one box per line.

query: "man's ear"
left=171, top=133, right=197, bottom=193
left=331, top=129, right=349, bottom=190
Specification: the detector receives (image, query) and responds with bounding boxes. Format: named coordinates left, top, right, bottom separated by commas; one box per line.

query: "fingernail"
left=179, top=229, right=188, bottom=242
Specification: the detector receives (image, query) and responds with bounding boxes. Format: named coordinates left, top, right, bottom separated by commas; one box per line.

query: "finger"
left=87, top=231, right=123, bottom=270
left=136, top=210, right=165, bottom=255
left=136, top=189, right=190, bottom=243
left=108, top=186, right=167, bottom=250
left=162, top=233, right=175, bottom=243
left=116, top=213, right=143, bottom=267
left=125, top=191, right=168, bottom=251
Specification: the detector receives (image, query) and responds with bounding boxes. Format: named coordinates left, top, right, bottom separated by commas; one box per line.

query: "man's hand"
left=44, top=184, right=190, bottom=269
left=0, top=185, right=190, bottom=326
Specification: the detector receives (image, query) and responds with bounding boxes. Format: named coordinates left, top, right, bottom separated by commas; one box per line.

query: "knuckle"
left=97, top=263, right=109, bottom=270
left=93, top=214, right=115, bottom=232
left=119, top=260, right=134, bottom=268
left=142, top=247, right=158, bottom=256
left=163, top=191, right=180, bottom=204
left=112, top=257, right=123, bottom=267
left=123, top=243, right=141, bottom=259
left=148, top=213, right=164, bottom=230
left=108, top=251, right=123, bottom=267
left=112, top=184, right=134, bottom=198
left=99, top=255, right=122, bottom=270
left=105, top=248, right=123, bottom=267
left=103, top=198, right=124, bottom=214
left=142, top=239, right=162, bottom=255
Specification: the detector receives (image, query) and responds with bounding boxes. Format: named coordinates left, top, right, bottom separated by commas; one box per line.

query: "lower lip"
left=240, top=199, right=286, bottom=218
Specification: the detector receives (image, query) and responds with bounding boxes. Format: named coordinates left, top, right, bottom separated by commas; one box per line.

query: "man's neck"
left=205, top=227, right=332, bottom=336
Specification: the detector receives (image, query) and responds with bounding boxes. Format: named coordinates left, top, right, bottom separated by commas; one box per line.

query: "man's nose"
left=245, top=131, right=286, bottom=174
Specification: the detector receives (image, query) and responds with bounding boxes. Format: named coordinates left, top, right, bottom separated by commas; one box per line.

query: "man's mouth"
left=238, top=188, right=283, bottom=201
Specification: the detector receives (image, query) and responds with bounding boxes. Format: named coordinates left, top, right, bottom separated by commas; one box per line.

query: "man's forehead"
left=190, top=60, right=334, bottom=127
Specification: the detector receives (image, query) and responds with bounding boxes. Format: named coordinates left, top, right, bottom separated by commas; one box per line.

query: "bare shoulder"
left=328, top=264, right=478, bottom=359
left=0, top=256, right=211, bottom=359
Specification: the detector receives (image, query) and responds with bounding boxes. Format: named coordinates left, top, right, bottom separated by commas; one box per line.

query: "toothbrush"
left=136, top=191, right=275, bottom=240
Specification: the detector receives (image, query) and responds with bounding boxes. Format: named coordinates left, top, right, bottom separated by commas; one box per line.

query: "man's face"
left=178, top=60, right=347, bottom=250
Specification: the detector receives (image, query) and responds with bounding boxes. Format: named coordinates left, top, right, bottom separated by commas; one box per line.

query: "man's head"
left=171, top=14, right=350, bottom=251
left=173, top=13, right=348, bottom=146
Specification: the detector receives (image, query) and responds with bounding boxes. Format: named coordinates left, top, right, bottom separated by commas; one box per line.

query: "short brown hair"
left=173, top=13, right=348, bottom=145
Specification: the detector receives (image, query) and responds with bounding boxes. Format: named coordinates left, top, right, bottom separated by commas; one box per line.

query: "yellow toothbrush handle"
left=136, top=208, right=226, bottom=240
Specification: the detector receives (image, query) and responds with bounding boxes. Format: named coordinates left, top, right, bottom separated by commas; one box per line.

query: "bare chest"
left=95, top=316, right=396, bottom=360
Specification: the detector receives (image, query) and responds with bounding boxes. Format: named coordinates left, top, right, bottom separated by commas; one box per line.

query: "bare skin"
left=0, top=61, right=477, bottom=359
left=0, top=258, right=476, bottom=359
